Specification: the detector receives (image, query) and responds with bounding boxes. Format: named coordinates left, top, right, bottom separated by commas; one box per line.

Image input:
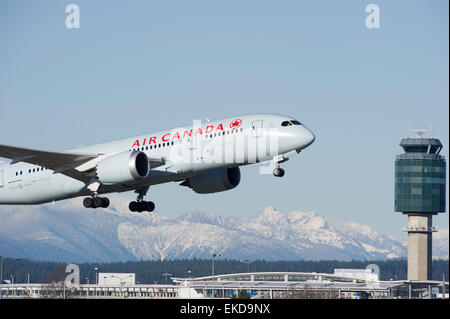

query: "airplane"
left=0, top=114, right=315, bottom=212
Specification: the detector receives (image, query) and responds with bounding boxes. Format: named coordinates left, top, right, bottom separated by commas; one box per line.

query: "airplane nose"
left=305, top=128, right=315, bottom=147
left=300, top=126, right=315, bottom=149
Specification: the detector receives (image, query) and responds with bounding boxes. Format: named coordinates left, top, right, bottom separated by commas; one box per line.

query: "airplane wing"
left=0, top=144, right=99, bottom=183
left=0, top=144, right=166, bottom=183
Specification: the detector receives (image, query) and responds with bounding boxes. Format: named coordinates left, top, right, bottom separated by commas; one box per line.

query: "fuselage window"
left=291, top=120, right=302, bottom=125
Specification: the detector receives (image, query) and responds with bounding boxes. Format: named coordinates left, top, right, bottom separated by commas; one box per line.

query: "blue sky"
left=0, top=1, right=448, bottom=236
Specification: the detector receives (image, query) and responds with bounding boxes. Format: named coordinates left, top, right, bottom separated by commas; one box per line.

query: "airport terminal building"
left=1, top=270, right=447, bottom=299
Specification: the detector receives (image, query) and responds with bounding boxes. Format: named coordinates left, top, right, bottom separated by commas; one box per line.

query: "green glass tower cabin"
left=395, top=134, right=446, bottom=281
left=395, top=137, right=446, bottom=213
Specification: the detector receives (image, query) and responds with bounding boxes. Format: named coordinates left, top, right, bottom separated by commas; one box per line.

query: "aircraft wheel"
left=129, top=201, right=138, bottom=212
left=83, top=197, right=93, bottom=208
left=93, top=197, right=103, bottom=208
left=101, top=197, right=110, bottom=208
left=273, top=167, right=285, bottom=177
left=136, top=202, right=144, bottom=213
left=145, top=201, right=155, bottom=212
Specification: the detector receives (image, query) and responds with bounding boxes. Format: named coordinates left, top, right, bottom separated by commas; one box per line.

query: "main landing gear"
left=129, top=187, right=155, bottom=213
left=129, top=201, right=155, bottom=213
left=83, top=196, right=110, bottom=209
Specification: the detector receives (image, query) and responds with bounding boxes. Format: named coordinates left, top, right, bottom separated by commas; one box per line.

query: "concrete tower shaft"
left=405, top=214, right=435, bottom=280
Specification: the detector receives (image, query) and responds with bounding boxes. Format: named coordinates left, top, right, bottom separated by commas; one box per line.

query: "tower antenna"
left=410, top=128, right=428, bottom=139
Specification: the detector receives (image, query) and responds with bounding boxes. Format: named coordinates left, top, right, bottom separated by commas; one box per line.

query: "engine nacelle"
left=96, top=151, right=149, bottom=185
left=181, top=167, right=241, bottom=194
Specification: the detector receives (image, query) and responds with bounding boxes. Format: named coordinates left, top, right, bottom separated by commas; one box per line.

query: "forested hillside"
left=1, top=258, right=448, bottom=284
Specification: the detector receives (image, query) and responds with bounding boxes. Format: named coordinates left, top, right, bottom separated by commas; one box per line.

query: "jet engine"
left=96, top=150, right=149, bottom=185
left=181, top=167, right=241, bottom=194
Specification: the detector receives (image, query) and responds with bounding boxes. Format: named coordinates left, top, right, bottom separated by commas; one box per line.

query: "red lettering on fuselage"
left=162, top=133, right=170, bottom=142
left=131, top=140, right=140, bottom=148
left=183, top=130, right=192, bottom=138
left=194, top=127, right=202, bottom=135
left=129, top=121, right=237, bottom=148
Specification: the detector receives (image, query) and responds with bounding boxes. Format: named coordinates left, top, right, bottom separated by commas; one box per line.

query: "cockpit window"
left=281, top=120, right=302, bottom=127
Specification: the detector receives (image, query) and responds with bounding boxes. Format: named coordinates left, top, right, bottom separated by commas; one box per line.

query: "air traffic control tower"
left=395, top=131, right=446, bottom=281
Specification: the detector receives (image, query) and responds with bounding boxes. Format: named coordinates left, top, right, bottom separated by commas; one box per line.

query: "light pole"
left=243, top=260, right=252, bottom=273
left=187, top=270, right=192, bottom=299
left=15, top=258, right=20, bottom=284
left=212, top=253, right=221, bottom=299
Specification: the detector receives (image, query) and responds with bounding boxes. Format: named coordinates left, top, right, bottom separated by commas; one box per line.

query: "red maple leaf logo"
left=230, top=119, right=242, bottom=129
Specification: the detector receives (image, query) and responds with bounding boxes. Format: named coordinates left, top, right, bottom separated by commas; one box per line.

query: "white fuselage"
left=0, top=114, right=315, bottom=205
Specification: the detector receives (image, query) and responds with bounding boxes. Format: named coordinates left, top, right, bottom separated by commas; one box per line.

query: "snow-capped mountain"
left=0, top=197, right=447, bottom=262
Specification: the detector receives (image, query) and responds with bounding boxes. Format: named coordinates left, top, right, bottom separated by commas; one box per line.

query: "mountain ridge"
left=0, top=198, right=448, bottom=262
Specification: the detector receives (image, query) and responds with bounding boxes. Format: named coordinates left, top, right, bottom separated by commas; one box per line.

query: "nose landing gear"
left=273, top=167, right=285, bottom=177
left=271, top=155, right=287, bottom=177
